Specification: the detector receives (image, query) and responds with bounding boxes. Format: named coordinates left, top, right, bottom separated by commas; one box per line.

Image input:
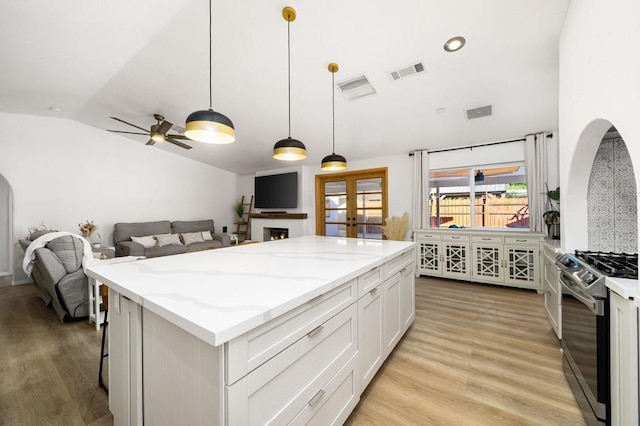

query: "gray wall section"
left=0, top=175, right=10, bottom=274
left=587, top=139, right=638, bottom=253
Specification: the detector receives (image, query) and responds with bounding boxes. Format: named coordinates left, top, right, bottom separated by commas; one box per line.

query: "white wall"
left=0, top=175, right=10, bottom=275
left=559, top=0, right=640, bottom=251
left=0, top=112, right=238, bottom=283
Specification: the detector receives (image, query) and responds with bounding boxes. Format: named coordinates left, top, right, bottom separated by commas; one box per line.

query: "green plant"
left=543, top=185, right=560, bottom=225
left=233, top=200, right=245, bottom=218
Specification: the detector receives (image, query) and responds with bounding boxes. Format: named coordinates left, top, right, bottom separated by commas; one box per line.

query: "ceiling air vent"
left=171, top=124, right=186, bottom=134
left=336, top=75, right=376, bottom=100
left=465, top=105, right=493, bottom=120
left=388, top=62, right=425, bottom=81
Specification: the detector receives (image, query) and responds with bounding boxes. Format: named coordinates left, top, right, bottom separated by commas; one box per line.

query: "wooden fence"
left=430, top=195, right=529, bottom=228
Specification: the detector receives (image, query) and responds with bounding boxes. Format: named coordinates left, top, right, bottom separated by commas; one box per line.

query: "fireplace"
left=263, top=227, right=289, bottom=241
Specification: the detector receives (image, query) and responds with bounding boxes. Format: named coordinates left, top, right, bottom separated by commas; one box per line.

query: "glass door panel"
left=316, top=169, right=388, bottom=240
left=324, top=181, right=348, bottom=237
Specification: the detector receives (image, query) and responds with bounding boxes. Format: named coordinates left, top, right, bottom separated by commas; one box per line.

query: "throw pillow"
left=201, top=231, right=213, bottom=241
left=154, top=233, right=183, bottom=247
left=28, top=230, right=56, bottom=241
left=131, top=235, right=156, bottom=249
left=182, top=232, right=205, bottom=245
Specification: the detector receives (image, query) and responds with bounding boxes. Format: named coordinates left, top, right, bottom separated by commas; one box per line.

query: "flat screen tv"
left=254, top=172, right=298, bottom=209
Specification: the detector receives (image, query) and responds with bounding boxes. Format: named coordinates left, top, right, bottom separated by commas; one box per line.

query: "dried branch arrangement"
left=382, top=212, right=409, bottom=241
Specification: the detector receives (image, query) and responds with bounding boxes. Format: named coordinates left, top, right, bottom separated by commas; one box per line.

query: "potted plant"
left=233, top=200, right=245, bottom=219
left=543, top=186, right=560, bottom=239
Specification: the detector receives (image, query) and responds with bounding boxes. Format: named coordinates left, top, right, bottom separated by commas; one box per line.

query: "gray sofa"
left=20, top=235, right=89, bottom=321
left=114, top=219, right=230, bottom=258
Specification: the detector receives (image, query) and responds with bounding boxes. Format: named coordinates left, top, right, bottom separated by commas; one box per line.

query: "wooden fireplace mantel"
left=249, top=213, right=308, bottom=220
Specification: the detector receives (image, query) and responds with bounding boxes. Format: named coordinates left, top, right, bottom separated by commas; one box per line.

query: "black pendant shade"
left=184, top=0, right=236, bottom=145
left=274, top=136, right=307, bottom=160
left=321, top=62, right=347, bottom=171
left=273, top=6, right=306, bottom=161
left=321, top=153, right=347, bottom=171
left=185, top=108, right=235, bottom=144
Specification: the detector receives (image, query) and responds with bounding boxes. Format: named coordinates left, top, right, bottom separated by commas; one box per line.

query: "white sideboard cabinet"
left=415, top=229, right=543, bottom=293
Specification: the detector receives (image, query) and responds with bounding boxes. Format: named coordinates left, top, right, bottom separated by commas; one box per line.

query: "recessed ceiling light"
left=436, top=107, right=446, bottom=114
left=49, top=106, right=61, bottom=112
left=444, top=36, right=466, bottom=52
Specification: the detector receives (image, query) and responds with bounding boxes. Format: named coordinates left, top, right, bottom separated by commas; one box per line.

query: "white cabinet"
left=358, top=254, right=416, bottom=393
left=542, top=243, right=561, bottom=339
left=415, top=232, right=469, bottom=279
left=415, top=229, right=543, bottom=292
left=610, top=292, right=639, bottom=426
left=358, top=284, right=383, bottom=390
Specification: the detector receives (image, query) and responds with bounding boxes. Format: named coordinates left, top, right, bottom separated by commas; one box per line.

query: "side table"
left=88, top=254, right=143, bottom=330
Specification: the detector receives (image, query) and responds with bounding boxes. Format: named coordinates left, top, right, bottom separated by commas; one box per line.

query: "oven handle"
left=559, top=274, right=600, bottom=315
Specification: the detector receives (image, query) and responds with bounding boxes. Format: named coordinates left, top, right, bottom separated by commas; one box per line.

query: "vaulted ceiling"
left=0, top=0, right=570, bottom=175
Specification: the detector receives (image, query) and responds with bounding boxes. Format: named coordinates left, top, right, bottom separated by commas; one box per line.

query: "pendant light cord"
left=208, top=0, right=213, bottom=109
left=287, top=19, right=291, bottom=137
left=332, top=71, right=335, bottom=154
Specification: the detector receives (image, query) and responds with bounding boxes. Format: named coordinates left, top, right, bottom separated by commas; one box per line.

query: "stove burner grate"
left=575, top=250, right=638, bottom=280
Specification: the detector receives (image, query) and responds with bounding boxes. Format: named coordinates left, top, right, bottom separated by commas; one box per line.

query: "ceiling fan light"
left=185, top=108, right=235, bottom=144
left=150, top=132, right=165, bottom=142
left=321, top=153, right=347, bottom=171
left=273, top=137, right=307, bottom=160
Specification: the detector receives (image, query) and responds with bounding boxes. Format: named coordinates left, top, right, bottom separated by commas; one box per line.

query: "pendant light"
left=273, top=7, right=307, bottom=160
left=321, top=63, right=347, bottom=171
left=184, top=0, right=235, bottom=144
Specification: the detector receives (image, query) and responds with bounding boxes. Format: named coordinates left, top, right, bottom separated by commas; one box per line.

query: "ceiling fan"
left=107, top=114, right=193, bottom=150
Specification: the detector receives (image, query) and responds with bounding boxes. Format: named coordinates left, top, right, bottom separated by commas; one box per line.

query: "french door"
left=315, top=168, right=388, bottom=239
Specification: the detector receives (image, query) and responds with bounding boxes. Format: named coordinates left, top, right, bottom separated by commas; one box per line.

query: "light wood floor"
left=0, top=277, right=585, bottom=425
left=346, top=277, right=586, bottom=425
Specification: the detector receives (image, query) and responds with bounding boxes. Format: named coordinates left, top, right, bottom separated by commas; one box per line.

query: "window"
left=429, top=164, right=528, bottom=229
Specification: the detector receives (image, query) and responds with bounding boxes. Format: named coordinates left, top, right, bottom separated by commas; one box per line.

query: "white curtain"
left=412, top=150, right=429, bottom=231
left=524, top=133, right=548, bottom=233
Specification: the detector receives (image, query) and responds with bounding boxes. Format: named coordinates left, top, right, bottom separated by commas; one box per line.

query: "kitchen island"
left=87, top=236, right=416, bottom=425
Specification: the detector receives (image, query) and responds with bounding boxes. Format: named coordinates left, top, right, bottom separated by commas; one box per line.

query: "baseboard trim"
left=12, top=278, right=33, bottom=286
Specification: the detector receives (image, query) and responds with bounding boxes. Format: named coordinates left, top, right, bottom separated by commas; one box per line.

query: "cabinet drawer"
left=504, top=236, right=540, bottom=245
left=416, top=233, right=440, bottom=241
left=442, top=234, right=469, bottom=242
left=385, top=250, right=414, bottom=278
left=358, top=266, right=384, bottom=298
left=472, top=235, right=503, bottom=243
left=226, top=303, right=358, bottom=426
left=225, top=280, right=357, bottom=385
left=289, top=353, right=359, bottom=426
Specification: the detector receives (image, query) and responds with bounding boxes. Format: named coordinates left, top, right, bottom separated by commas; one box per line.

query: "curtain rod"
left=408, top=133, right=552, bottom=156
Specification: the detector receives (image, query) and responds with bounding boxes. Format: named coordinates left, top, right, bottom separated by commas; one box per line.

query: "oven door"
left=560, top=272, right=609, bottom=424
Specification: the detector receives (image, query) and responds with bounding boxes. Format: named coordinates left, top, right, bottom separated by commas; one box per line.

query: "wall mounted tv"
left=254, top=172, right=298, bottom=209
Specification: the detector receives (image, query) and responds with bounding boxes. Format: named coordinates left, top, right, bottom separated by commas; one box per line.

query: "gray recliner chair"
left=29, top=235, right=89, bottom=321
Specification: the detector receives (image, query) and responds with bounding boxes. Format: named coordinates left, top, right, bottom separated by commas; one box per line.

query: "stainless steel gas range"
left=555, top=251, right=638, bottom=426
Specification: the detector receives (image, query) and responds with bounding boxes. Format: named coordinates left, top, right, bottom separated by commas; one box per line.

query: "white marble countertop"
left=87, top=236, right=415, bottom=347
left=607, top=276, right=640, bottom=300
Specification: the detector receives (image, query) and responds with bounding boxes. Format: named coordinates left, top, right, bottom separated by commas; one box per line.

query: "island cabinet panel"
left=109, top=291, right=143, bottom=426
left=357, top=265, right=384, bottom=297
left=143, top=309, right=225, bottom=426
left=383, top=272, right=402, bottom=356
left=358, top=284, right=384, bottom=390
left=226, top=303, right=358, bottom=426
left=288, top=353, right=359, bottom=426
left=400, top=265, right=416, bottom=332
left=225, top=280, right=357, bottom=385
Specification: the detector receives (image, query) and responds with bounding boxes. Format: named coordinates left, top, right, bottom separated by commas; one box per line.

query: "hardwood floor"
left=0, top=277, right=585, bottom=425
left=346, top=277, right=586, bottom=425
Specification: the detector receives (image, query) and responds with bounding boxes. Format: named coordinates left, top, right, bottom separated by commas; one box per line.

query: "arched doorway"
left=0, top=174, right=13, bottom=284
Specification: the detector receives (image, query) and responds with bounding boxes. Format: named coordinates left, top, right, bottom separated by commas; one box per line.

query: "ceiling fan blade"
left=157, top=120, right=173, bottom=135
left=166, top=137, right=193, bottom=150
left=167, top=134, right=190, bottom=140
left=107, top=130, right=149, bottom=135
left=146, top=138, right=156, bottom=146
left=109, top=116, right=150, bottom=133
